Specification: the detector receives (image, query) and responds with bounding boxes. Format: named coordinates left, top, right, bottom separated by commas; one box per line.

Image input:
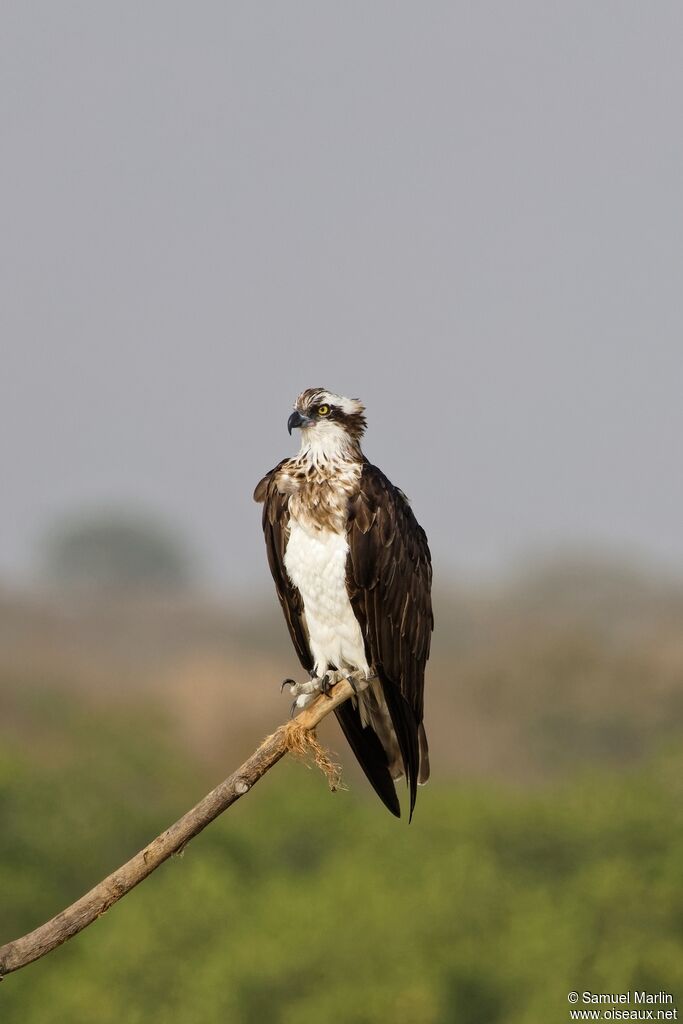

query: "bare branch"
left=0, top=677, right=358, bottom=979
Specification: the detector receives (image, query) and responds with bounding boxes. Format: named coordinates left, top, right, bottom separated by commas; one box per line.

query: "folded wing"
left=346, top=461, right=433, bottom=819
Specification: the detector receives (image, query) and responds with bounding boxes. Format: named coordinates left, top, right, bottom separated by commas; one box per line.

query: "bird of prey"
left=254, top=388, right=433, bottom=818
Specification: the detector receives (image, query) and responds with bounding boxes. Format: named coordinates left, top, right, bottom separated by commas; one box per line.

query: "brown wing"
left=346, top=460, right=433, bottom=818
left=254, top=463, right=314, bottom=674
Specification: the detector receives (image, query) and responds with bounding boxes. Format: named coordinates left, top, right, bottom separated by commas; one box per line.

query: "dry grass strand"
left=280, top=720, right=346, bottom=791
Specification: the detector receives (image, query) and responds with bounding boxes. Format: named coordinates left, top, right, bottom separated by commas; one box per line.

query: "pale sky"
left=1, top=3, right=682, bottom=592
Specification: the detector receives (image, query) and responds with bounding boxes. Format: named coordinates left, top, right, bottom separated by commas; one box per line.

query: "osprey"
left=254, top=388, right=433, bottom=818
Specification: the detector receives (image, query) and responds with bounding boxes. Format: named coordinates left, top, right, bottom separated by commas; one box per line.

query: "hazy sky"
left=1, top=3, right=682, bottom=592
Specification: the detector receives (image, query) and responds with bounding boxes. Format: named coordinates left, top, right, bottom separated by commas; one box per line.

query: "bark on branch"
left=0, top=677, right=359, bottom=979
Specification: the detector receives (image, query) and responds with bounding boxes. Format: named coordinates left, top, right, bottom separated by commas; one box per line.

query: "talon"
left=320, top=673, right=331, bottom=695
left=290, top=700, right=298, bottom=718
left=347, top=675, right=359, bottom=695
left=281, top=678, right=296, bottom=694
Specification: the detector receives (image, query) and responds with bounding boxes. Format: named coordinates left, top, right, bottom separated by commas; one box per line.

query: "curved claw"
left=280, top=678, right=296, bottom=694
left=319, top=673, right=332, bottom=696
left=290, top=700, right=299, bottom=719
left=347, top=675, right=359, bottom=695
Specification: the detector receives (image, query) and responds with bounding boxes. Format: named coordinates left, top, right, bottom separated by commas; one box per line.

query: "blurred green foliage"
left=1, top=689, right=682, bottom=1024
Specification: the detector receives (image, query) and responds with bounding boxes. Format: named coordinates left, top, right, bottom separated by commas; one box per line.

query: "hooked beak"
left=287, top=410, right=314, bottom=434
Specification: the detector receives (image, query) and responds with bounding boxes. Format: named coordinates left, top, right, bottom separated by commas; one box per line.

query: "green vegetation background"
left=2, top=684, right=682, bottom=1024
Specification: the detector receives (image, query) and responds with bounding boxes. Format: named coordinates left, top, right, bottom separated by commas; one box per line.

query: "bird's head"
left=287, top=388, right=367, bottom=460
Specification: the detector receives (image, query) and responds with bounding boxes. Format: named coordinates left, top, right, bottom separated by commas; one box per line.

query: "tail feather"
left=334, top=701, right=400, bottom=817
left=381, top=679, right=420, bottom=821
left=418, top=722, right=430, bottom=785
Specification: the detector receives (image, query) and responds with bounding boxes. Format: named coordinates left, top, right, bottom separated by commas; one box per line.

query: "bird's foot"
left=281, top=670, right=350, bottom=716
left=281, top=675, right=325, bottom=716
left=330, top=670, right=370, bottom=696
left=281, top=671, right=370, bottom=717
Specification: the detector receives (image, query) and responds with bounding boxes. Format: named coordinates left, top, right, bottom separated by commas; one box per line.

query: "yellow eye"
left=317, top=404, right=330, bottom=416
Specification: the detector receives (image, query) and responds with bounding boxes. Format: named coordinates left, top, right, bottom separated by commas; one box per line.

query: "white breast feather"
left=284, top=520, right=370, bottom=678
